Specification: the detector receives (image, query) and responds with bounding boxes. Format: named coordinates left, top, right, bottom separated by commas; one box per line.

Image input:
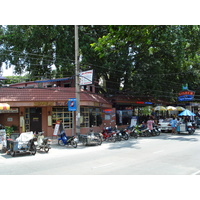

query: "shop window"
left=80, top=107, right=89, bottom=127
left=52, top=107, right=72, bottom=129
left=116, top=110, right=132, bottom=125
left=80, top=107, right=102, bottom=127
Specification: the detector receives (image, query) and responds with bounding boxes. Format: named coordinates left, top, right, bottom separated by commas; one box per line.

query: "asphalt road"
left=1, top=130, right=200, bottom=175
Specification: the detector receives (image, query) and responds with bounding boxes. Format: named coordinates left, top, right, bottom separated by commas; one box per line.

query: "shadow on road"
left=107, top=139, right=140, bottom=150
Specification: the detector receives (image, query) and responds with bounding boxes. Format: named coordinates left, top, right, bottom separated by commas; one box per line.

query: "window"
left=116, top=110, right=132, bottom=125
left=80, top=107, right=102, bottom=127
left=80, top=107, right=89, bottom=127
left=52, top=107, right=72, bottom=129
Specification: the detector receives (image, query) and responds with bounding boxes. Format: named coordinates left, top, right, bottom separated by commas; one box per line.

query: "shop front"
left=0, top=87, right=112, bottom=137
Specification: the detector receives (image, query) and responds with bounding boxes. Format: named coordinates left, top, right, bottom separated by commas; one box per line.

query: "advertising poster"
left=53, top=122, right=60, bottom=136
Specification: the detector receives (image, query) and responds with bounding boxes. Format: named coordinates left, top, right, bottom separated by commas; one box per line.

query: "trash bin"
left=10, top=133, right=20, bottom=140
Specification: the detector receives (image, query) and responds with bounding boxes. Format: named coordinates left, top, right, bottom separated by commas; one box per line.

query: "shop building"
left=0, top=86, right=112, bottom=137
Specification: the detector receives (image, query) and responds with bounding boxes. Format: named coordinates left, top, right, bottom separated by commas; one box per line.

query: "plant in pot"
left=5, top=126, right=14, bottom=138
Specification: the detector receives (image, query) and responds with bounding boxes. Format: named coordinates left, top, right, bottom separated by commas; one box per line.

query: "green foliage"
left=5, top=126, right=14, bottom=137
left=1, top=25, right=200, bottom=103
left=91, top=25, right=200, bottom=102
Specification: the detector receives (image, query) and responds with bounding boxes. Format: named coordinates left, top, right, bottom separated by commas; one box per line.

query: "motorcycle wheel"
left=134, top=133, right=138, bottom=139
left=145, top=130, right=150, bottom=137
left=58, top=140, right=65, bottom=146
left=123, top=134, right=129, bottom=140
left=44, top=147, right=49, bottom=153
left=151, top=130, right=156, bottom=136
left=31, top=145, right=36, bottom=155
left=117, top=136, right=121, bottom=141
left=11, top=151, right=15, bottom=157
left=156, top=130, right=161, bottom=136
left=71, top=141, right=77, bottom=148
left=97, top=137, right=102, bottom=145
left=113, top=136, right=117, bottom=142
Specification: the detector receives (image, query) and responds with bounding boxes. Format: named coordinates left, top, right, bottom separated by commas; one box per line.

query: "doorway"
left=29, top=107, right=42, bottom=133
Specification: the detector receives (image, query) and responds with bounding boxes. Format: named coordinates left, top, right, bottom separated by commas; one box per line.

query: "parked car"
left=158, top=118, right=172, bottom=132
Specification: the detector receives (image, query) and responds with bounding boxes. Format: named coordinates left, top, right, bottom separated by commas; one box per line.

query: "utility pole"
left=75, top=25, right=80, bottom=135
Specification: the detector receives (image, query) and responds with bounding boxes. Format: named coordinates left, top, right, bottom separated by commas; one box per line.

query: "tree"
left=0, top=25, right=75, bottom=80
left=91, top=25, right=200, bottom=102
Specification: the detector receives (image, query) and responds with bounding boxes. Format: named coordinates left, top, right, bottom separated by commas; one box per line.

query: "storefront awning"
left=0, top=103, right=10, bottom=110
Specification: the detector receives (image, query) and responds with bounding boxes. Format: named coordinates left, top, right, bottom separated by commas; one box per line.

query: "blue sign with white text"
left=68, top=98, right=76, bottom=111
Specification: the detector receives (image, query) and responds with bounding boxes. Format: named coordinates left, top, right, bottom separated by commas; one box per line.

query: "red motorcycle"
left=102, top=127, right=116, bottom=142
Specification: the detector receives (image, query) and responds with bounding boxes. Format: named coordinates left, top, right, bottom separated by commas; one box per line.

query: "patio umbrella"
left=166, top=106, right=177, bottom=111
left=176, top=106, right=185, bottom=111
left=178, top=109, right=196, bottom=116
left=0, top=76, right=6, bottom=80
left=154, top=106, right=167, bottom=111
left=0, top=103, right=10, bottom=110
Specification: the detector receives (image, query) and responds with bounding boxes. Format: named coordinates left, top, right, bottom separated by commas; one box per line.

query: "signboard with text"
left=80, top=70, right=93, bottom=85
left=68, top=98, right=77, bottom=111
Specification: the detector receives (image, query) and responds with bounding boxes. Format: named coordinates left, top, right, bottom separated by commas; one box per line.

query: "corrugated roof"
left=0, top=87, right=110, bottom=104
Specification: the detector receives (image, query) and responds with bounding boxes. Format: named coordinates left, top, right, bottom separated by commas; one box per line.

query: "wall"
left=0, top=113, right=19, bottom=132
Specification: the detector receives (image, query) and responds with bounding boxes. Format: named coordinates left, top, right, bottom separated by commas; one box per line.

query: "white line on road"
left=92, top=163, right=113, bottom=169
left=191, top=169, right=200, bottom=175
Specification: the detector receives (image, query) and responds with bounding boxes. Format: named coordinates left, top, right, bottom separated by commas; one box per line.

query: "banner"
left=53, top=122, right=60, bottom=136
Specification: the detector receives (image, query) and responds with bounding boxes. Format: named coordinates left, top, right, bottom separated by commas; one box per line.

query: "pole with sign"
left=68, top=98, right=76, bottom=136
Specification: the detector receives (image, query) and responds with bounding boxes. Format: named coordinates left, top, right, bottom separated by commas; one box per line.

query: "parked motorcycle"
left=153, top=125, right=161, bottom=136
left=119, top=129, right=129, bottom=140
left=129, top=124, right=147, bottom=138
left=35, top=132, right=52, bottom=153
left=79, top=129, right=102, bottom=146
left=58, top=130, right=78, bottom=148
left=102, top=127, right=116, bottom=142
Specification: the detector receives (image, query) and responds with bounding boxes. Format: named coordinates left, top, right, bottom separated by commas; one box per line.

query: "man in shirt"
left=170, top=117, right=177, bottom=134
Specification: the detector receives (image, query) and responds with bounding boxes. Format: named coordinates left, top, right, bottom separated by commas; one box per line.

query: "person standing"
left=170, top=117, right=177, bottom=134
left=176, top=118, right=181, bottom=134
left=147, top=117, right=154, bottom=130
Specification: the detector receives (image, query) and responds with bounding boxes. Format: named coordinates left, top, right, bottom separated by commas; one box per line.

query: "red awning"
left=0, top=103, right=10, bottom=110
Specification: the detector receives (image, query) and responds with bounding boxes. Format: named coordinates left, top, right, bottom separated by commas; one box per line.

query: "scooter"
left=35, top=132, right=52, bottom=153
left=101, top=127, right=116, bottom=142
left=58, top=130, right=78, bottom=148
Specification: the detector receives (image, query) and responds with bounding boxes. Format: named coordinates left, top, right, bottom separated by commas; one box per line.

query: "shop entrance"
left=29, top=107, right=42, bottom=133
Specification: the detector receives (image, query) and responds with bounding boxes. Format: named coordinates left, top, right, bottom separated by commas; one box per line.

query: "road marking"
left=191, top=169, right=200, bottom=175
left=92, top=163, right=113, bottom=169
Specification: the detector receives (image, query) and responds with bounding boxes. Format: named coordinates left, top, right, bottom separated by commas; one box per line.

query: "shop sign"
left=80, top=69, right=93, bottom=85
left=178, top=84, right=195, bottom=101
left=0, top=108, right=19, bottom=113
left=68, top=98, right=76, bottom=111
left=103, top=109, right=112, bottom=113
left=178, top=91, right=195, bottom=101
left=34, top=102, right=54, bottom=106
left=135, top=101, right=153, bottom=105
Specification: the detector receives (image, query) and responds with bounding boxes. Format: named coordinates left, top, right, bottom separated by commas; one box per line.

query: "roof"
left=0, top=87, right=110, bottom=105
left=34, top=77, right=72, bottom=83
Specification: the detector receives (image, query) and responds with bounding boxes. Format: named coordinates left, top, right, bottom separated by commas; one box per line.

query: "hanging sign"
left=178, top=84, right=195, bottom=101
left=80, top=70, right=93, bottom=85
left=68, top=98, right=77, bottom=111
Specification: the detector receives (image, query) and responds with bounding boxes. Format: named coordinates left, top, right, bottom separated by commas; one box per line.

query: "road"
left=1, top=131, right=200, bottom=175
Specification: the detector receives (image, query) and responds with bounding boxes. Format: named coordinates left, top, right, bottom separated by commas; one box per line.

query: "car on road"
left=158, top=118, right=172, bottom=132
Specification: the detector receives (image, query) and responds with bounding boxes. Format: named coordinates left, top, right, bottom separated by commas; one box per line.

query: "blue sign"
left=68, top=98, right=76, bottom=111
left=178, top=95, right=194, bottom=101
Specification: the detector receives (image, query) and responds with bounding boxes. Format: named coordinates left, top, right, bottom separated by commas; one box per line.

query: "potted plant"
left=5, top=126, right=14, bottom=138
